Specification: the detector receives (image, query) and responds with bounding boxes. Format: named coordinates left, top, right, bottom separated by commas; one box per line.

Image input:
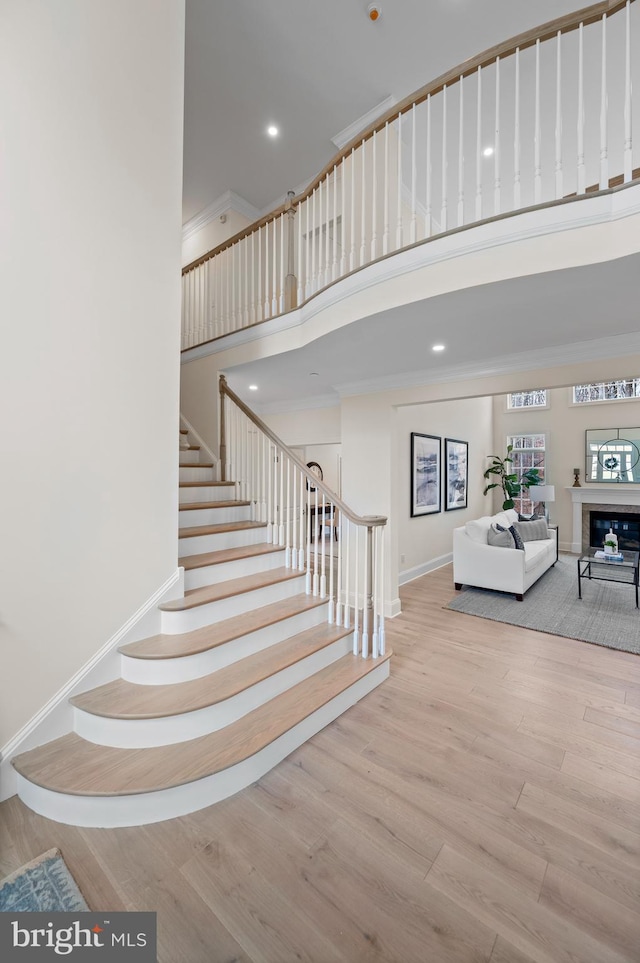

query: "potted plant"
left=483, top=445, right=542, bottom=511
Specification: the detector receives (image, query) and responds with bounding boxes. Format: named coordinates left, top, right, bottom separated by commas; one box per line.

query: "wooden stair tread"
left=180, top=461, right=214, bottom=468
left=183, top=445, right=200, bottom=450
left=179, top=520, right=266, bottom=539
left=160, top=567, right=303, bottom=612
left=179, top=428, right=189, bottom=434
left=179, top=480, right=235, bottom=488
left=119, top=594, right=328, bottom=660
left=71, top=624, right=352, bottom=719
left=179, top=543, right=284, bottom=570
left=179, top=499, right=250, bottom=512
left=13, top=652, right=391, bottom=796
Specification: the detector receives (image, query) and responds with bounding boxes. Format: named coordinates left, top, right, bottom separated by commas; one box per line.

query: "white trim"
left=16, top=662, right=390, bottom=827
left=331, top=96, right=397, bottom=149
left=182, top=190, right=261, bottom=243
left=399, top=552, right=453, bottom=585
left=568, top=485, right=640, bottom=553
left=0, top=569, right=183, bottom=802
left=179, top=413, right=217, bottom=466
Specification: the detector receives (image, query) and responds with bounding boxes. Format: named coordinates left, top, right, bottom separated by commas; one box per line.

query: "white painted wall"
left=0, top=1, right=185, bottom=749
left=182, top=209, right=253, bottom=268
left=492, top=387, right=640, bottom=552
left=397, top=397, right=493, bottom=582
left=265, top=406, right=341, bottom=448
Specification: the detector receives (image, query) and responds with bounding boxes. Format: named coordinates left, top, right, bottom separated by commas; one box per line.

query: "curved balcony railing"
left=182, top=0, right=638, bottom=351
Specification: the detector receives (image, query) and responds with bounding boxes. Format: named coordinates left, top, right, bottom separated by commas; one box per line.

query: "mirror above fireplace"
left=585, top=428, right=640, bottom=484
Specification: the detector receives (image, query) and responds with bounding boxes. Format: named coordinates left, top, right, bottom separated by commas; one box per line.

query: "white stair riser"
left=160, top=574, right=308, bottom=634
left=18, top=661, right=389, bottom=827
left=121, top=603, right=328, bottom=684
left=178, top=526, right=267, bottom=557
left=179, top=466, right=216, bottom=483
left=184, top=549, right=286, bottom=590
left=178, top=449, right=201, bottom=464
left=179, top=504, right=251, bottom=529
left=179, top=485, right=238, bottom=504
left=75, top=636, right=352, bottom=748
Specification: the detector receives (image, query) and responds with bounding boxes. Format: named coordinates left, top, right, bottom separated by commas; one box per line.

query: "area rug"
left=447, top=556, right=640, bottom=655
left=0, top=848, right=89, bottom=912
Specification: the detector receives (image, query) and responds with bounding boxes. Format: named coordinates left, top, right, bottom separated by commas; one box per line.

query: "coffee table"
left=577, top=550, right=640, bottom=608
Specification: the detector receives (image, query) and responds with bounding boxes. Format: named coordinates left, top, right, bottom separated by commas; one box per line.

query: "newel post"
left=284, top=190, right=297, bottom=311
left=219, top=374, right=227, bottom=482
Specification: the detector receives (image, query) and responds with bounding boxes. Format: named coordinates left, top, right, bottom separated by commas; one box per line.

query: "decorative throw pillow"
left=514, top=518, right=549, bottom=542
left=487, top=523, right=525, bottom=550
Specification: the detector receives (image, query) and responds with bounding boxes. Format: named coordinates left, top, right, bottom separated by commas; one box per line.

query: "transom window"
left=507, top=433, right=546, bottom=516
left=507, top=389, right=547, bottom=409
left=573, top=379, right=640, bottom=404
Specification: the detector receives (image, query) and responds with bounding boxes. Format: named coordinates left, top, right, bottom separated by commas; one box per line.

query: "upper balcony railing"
left=181, top=0, right=638, bottom=351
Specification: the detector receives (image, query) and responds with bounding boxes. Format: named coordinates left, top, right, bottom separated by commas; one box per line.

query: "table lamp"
left=528, top=485, right=555, bottom=522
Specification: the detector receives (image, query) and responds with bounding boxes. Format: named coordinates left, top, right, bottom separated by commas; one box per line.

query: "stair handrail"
left=219, top=375, right=386, bottom=529
left=182, top=0, right=634, bottom=276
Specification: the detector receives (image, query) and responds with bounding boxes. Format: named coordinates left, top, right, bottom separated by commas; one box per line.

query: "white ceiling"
left=183, top=0, right=584, bottom=220
left=183, top=2, right=639, bottom=411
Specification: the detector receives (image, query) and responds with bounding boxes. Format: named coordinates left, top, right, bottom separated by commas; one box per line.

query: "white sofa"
left=452, top=508, right=557, bottom=600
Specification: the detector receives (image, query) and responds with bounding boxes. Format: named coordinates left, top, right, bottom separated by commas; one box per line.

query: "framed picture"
left=411, top=433, right=441, bottom=516
left=445, top=438, right=468, bottom=511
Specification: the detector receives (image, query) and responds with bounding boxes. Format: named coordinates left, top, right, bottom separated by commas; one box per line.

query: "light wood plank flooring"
left=3, top=563, right=639, bottom=963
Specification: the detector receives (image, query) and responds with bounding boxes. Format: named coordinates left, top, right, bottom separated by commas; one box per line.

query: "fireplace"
left=589, top=510, right=640, bottom=553
left=569, top=487, right=640, bottom=554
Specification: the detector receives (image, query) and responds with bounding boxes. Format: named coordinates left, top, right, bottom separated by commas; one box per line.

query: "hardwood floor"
left=2, top=563, right=639, bottom=962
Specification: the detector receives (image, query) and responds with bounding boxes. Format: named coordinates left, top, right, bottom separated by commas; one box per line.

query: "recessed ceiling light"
left=309, top=372, right=320, bottom=377
left=432, top=344, right=445, bottom=352
left=248, top=384, right=258, bottom=391
left=267, top=125, right=279, bottom=137
left=483, top=146, right=494, bottom=157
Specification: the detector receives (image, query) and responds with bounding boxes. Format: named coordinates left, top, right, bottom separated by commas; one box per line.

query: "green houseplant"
left=483, top=446, right=542, bottom=511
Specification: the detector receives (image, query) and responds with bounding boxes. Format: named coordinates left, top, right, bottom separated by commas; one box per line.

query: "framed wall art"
left=411, top=433, right=441, bottom=516
left=444, top=438, right=468, bottom=511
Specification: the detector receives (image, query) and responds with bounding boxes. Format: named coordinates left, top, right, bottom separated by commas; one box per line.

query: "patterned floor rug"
left=447, top=555, right=640, bottom=655
left=0, top=848, right=89, bottom=912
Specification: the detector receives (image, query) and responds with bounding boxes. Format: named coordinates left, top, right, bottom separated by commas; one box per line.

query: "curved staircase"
left=11, top=428, right=391, bottom=827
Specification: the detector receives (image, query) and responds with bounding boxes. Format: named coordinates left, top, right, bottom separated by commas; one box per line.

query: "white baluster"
left=266, top=440, right=273, bottom=543
left=271, top=217, right=278, bottom=315
left=285, top=457, right=291, bottom=565
left=396, top=112, right=403, bottom=248
left=600, top=13, right=608, bottom=190
left=311, top=188, right=317, bottom=290
left=328, top=501, right=335, bottom=623
left=383, top=121, right=390, bottom=254
left=425, top=95, right=432, bottom=237
left=457, top=76, right=464, bottom=226
left=378, top=527, right=386, bottom=656
left=362, top=529, right=370, bottom=660
left=291, top=460, right=297, bottom=569
left=353, top=526, right=360, bottom=654
left=344, top=517, right=351, bottom=629
left=332, top=165, right=338, bottom=280
left=349, top=148, right=356, bottom=271
left=624, top=0, right=632, bottom=183
left=318, top=178, right=324, bottom=286
left=577, top=23, right=586, bottom=194
left=476, top=65, right=483, bottom=220
left=320, top=494, right=327, bottom=599
left=371, top=131, right=378, bottom=260
left=360, top=140, right=367, bottom=266
left=372, top=531, right=378, bottom=659
left=231, top=243, right=236, bottom=331
left=495, top=56, right=502, bottom=213
left=555, top=31, right=563, bottom=199
left=313, top=487, right=319, bottom=596
left=297, top=194, right=303, bottom=305
left=441, top=86, right=448, bottom=231
left=534, top=43, right=542, bottom=203
left=325, top=173, right=330, bottom=285
left=305, top=482, right=312, bottom=594
left=280, top=211, right=285, bottom=312
left=264, top=221, right=270, bottom=318
left=514, top=49, right=521, bottom=208
left=278, top=448, right=285, bottom=546
left=411, top=102, right=417, bottom=242
left=298, top=472, right=305, bottom=573
left=335, top=506, right=342, bottom=625
left=340, top=156, right=347, bottom=276
left=305, top=196, right=311, bottom=299
left=257, top=227, right=262, bottom=322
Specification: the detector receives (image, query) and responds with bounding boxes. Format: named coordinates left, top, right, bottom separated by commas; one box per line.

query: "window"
left=573, top=379, right=640, bottom=404
left=507, top=433, right=546, bottom=516
left=507, top=389, right=547, bottom=410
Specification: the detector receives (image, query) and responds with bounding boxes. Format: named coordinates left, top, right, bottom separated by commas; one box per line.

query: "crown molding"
left=331, top=95, right=397, bottom=150
left=182, top=190, right=261, bottom=242
left=335, top=332, right=640, bottom=398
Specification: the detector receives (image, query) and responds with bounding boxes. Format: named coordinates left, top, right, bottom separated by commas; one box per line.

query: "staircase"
left=12, top=425, right=391, bottom=827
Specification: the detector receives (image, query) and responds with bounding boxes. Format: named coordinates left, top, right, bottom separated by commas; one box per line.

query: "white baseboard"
left=179, top=413, right=217, bottom=468
left=399, top=552, right=453, bottom=585
left=0, top=569, right=183, bottom=802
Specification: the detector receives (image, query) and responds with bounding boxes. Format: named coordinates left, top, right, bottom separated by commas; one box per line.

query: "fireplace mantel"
left=568, top=486, right=640, bottom=552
